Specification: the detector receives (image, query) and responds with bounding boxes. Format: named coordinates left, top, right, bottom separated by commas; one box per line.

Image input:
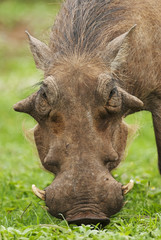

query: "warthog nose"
left=66, top=215, right=110, bottom=226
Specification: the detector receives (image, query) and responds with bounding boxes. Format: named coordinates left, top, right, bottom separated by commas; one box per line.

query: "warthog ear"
left=13, top=93, right=37, bottom=115
left=105, top=86, right=143, bottom=113
left=105, top=25, right=136, bottom=68
left=13, top=91, right=52, bottom=122
left=118, top=87, right=144, bottom=110
left=25, top=31, right=52, bottom=70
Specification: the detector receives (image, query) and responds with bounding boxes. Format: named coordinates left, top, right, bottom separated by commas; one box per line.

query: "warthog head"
left=14, top=26, right=143, bottom=225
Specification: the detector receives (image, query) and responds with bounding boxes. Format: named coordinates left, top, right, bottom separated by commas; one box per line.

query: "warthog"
left=14, top=0, right=161, bottom=225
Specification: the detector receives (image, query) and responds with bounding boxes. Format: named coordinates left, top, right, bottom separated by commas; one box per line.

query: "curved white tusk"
left=122, top=180, right=134, bottom=195
left=32, top=184, right=46, bottom=200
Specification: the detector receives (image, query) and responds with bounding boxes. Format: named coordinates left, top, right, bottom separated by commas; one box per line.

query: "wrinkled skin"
left=13, top=0, right=161, bottom=225
left=14, top=66, right=139, bottom=224
left=34, top=71, right=128, bottom=223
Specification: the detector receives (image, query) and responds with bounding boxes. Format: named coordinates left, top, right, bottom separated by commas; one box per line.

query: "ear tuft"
left=25, top=31, right=52, bottom=70
left=111, top=25, right=137, bottom=70
left=104, top=25, right=137, bottom=68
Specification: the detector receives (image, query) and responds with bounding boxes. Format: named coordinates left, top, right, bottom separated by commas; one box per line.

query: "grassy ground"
left=1, top=1, right=161, bottom=239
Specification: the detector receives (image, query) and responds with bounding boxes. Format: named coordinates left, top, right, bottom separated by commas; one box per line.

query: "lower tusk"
left=122, top=180, right=134, bottom=195
left=41, top=206, right=49, bottom=211
left=123, top=200, right=128, bottom=207
left=32, top=184, right=46, bottom=200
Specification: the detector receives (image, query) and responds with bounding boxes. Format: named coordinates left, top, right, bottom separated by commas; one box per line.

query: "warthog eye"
left=39, top=88, right=48, bottom=100
left=39, top=89, right=49, bottom=107
left=105, top=87, right=122, bottom=113
left=109, top=87, right=118, bottom=99
left=35, top=88, right=51, bottom=117
left=42, top=91, right=47, bottom=99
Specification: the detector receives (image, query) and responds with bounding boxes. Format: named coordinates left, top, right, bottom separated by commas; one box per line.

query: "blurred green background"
left=0, top=0, right=161, bottom=239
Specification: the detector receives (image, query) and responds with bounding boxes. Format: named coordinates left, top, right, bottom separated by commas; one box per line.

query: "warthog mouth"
left=32, top=180, right=134, bottom=225
left=66, top=214, right=110, bottom=226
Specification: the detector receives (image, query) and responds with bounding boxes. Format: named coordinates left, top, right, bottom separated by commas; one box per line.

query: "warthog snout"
left=32, top=168, right=134, bottom=225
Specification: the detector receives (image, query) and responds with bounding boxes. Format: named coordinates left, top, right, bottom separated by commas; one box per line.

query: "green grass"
left=1, top=1, right=161, bottom=239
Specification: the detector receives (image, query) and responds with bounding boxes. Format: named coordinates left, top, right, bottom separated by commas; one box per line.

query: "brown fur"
left=14, top=0, right=161, bottom=225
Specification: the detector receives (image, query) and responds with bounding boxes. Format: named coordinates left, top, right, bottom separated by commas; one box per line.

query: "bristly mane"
left=50, top=0, right=129, bottom=58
